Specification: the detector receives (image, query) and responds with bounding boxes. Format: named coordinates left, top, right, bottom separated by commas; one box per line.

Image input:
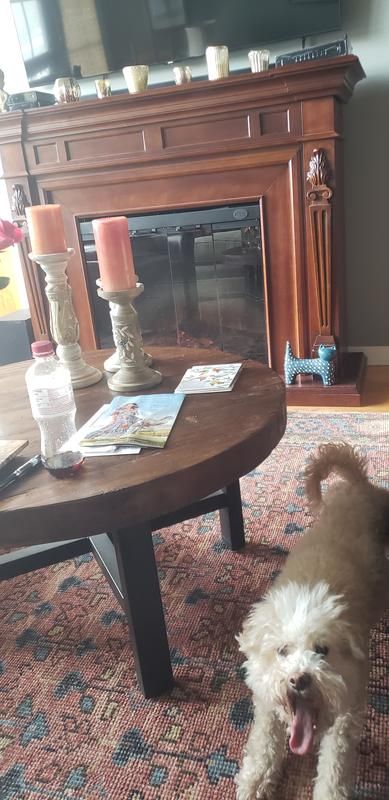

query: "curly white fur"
left=235, top=443, right=389, bottom=800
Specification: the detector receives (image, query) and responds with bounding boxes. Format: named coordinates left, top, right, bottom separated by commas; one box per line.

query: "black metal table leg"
left=219, top=480, right=245, bottom=551
left=0, top=538, right=91, bottom=581
left=111, top=524, right=174, bottom=698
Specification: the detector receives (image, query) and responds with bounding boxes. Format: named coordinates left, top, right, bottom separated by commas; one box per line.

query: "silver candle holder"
left=29, top=249, right=102, bottom=388
left=97, top=280, right=162, bottom=392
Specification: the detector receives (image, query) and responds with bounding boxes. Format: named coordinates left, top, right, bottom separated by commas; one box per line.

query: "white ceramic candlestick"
left=29, top=249, right=102, bottom=388
left=97, top=280, right=162, bottom=391
left=103, top=274, right=153, bottom=373
left=104, top=347, right=152, bottom=373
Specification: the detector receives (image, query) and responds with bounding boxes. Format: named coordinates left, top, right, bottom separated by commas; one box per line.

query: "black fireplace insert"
left=79, top=203, right=268, bottom=363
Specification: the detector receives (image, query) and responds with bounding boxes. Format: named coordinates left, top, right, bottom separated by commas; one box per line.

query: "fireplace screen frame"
left=80, top=202, right=270, bottom=365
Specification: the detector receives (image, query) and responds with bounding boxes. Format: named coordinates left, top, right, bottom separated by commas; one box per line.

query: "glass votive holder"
left=53, top=77, right=81, bottom=103
left=173, top=66, right=192, bottom=85
left=122, top=65, right=149, bottom=94
left=206, top=46, right=229, bottom=80
left=95, top=78, right=112, bottom=98
left=248, top=49, right=270, bottom=73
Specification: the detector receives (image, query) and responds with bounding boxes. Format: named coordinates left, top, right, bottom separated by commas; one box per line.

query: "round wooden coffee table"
left=0, top=347, right=286, bottom=696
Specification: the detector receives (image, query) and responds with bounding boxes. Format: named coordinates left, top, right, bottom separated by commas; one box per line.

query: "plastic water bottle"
left=25, top=341, right=84, bottom=477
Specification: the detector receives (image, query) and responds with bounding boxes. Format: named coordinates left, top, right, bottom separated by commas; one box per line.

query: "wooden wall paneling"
left=161, top=110, right=251, bottom=150
left=142, top=125, right=163, bottom=153
left=302, top=97, right=338, bottom=139
left=33, top=142, right=60, bottom=165
left=38, top=147, right=298, bottom=208
left=64, top=130, right=146, bottom=162
left=0, top=113, right=24, bottom=176
left=258, top=105, right=297, bottom=137
left=26, top=115, right=297, bottom=178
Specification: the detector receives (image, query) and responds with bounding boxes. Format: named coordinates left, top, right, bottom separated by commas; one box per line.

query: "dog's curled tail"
left=304, top=442, right=368, bottom=508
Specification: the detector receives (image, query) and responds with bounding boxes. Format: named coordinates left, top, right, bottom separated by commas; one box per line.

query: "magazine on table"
left=79, top=394, right=185, bottom=449
left=69, top=406, right=141, bottom=457
left=174, top=363, right=243, bottom=394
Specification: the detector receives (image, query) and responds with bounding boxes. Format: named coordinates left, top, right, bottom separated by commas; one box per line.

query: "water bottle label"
left=29, top=385, right=75, bottom=417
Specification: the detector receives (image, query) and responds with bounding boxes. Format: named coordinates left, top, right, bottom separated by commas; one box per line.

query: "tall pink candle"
left=92, top=216, right=136, bottom=291
left=26, top=204, right=67, bottom=254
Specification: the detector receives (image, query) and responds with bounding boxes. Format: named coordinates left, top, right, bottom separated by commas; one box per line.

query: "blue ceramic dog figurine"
left=284, top=341, right=337, bottom=386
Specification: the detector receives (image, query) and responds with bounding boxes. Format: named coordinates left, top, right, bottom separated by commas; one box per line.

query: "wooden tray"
left=0, top=440, right=28, bottom=469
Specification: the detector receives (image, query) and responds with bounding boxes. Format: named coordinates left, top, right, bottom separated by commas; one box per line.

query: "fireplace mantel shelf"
left=0, top=56, right=363, bottom=135
left=0, top=55, right=365, bottom=405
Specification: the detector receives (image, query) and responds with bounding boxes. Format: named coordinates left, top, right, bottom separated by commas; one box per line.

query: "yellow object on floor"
left=0, top=248, right=21, bottom=316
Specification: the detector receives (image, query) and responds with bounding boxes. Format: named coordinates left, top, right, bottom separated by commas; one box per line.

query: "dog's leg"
left=235, top=707, right=285, bottom=800
left=313, top=707, right=364, bottom=800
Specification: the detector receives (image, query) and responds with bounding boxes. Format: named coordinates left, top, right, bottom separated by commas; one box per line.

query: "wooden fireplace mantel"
left=0, top=55, right=365, bottom=404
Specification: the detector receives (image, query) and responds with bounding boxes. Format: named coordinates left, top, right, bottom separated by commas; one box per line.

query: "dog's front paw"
left=236, top=786, right=271, bottom=800
left=235, top=770, right=273, bottom=800
left=313, top=786, right=350, bottom=800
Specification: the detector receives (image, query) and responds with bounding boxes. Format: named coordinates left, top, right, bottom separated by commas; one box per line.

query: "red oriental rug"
left=0, top=412, right=388, bottom=799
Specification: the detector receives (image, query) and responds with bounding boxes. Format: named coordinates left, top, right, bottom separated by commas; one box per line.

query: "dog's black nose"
left=289, top=672, right=312, bottom=692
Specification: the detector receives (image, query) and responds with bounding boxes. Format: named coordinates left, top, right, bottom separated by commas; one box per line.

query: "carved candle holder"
left=29, top=249, right=103, bottom=388
left=103, top=275, right=153, bottom=373
left=97, top=280, right=162, bottom=392
left=104, top=347, right=152, bottom=373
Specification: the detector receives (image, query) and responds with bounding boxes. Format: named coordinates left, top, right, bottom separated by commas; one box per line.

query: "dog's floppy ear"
left=334, top=619, right=366, bottom=661
left=237, top=600, right=272, bottom=659
left=342, top=628, right=366, bottom=661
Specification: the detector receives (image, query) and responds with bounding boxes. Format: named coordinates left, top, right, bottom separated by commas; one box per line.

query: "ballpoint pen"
left=0, top=454, right=42, bottom=493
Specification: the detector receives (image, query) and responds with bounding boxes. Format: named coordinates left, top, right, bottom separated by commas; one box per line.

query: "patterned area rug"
left=0, top=412, right=388, bottom=800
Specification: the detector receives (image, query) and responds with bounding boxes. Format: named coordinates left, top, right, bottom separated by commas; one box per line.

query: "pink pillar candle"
left=92, top=216, right=136, bottom=291
left=26, top=204, right=67, bottom=254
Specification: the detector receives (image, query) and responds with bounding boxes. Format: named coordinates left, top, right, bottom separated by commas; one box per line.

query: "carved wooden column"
left=10, top=183, right=49, bottom=339
left=306, top=148, right=334, bottom=352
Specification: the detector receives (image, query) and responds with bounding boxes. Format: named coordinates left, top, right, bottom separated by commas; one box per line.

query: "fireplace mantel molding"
left=0, top=55, right=365, bottom=405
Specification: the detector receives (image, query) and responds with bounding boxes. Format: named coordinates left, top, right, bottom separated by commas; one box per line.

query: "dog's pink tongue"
left=289, top=698, right=315, bottom=756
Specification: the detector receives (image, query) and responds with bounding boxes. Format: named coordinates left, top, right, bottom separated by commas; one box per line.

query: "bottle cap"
left=31, top=340, right=54, bottom=357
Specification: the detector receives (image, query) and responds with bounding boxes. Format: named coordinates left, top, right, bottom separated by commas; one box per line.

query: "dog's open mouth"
left=287, top=692, right=317, bottom=756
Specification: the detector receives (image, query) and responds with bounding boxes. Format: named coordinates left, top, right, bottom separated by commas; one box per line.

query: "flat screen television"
left=11, top=0, right=342, bottom=88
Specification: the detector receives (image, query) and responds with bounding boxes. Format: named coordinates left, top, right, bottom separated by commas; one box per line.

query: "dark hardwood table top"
left=0, top=348, right=286, bottom=548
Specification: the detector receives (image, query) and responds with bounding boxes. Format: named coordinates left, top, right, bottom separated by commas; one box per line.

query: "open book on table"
left=69, top=406, right=140, bottom=457
left=79, top=394, right=185, bottom=449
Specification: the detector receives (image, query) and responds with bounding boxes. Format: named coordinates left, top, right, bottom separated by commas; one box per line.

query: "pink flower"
left=0, top=219, right=24, bottom=251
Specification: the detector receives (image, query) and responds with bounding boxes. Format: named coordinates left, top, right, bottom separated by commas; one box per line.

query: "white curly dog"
left=236, top=443, right=389, bottom=800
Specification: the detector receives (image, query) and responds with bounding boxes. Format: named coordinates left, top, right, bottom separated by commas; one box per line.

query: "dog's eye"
left=277, top=646, right=288, bottom=657
left=314, top=644, right=329, bottom=656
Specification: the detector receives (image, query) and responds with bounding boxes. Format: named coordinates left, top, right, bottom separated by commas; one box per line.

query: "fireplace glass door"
left=80, top=203, right=268, bottom=363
